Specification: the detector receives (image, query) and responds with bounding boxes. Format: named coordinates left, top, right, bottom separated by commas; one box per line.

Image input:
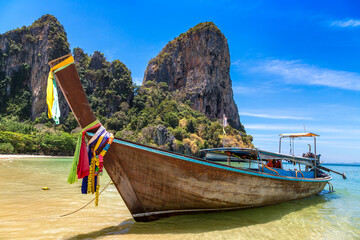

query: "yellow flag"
left=46, top=71, right=55, bottom=119
left=46, top=55, right=74, bottom=124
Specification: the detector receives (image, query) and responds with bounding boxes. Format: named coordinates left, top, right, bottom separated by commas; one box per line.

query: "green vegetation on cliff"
left=0, top=14, right=70, bottom=120
left=0, top=77, right=253, bottom=155
left=106, top=81, right=253, bottom=155
left=73, top=48, right=134, bottom=118
left=0, top=63, right=32, bottom=119
left=0, top=16, right=253, bottom=156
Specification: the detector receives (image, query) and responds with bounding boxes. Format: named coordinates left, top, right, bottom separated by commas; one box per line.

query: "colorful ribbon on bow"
left=67, top=119, right=114, bottom=206
left=46, top=55, right=74, bottom=124
left=68, top=120, right=100, bottom=183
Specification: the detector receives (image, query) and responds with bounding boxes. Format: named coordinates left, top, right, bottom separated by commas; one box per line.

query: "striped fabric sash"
left=46, top=55, right=74, bottom=124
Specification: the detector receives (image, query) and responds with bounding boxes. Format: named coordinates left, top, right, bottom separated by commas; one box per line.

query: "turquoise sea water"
left=0, top=156, right=359, bottom=239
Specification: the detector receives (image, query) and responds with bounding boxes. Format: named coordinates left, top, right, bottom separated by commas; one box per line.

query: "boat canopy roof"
left=279, top=132, right=319, bottom=138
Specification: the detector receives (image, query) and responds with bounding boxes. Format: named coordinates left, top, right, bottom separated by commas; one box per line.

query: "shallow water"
left=0, top=157, right=359, bottom=239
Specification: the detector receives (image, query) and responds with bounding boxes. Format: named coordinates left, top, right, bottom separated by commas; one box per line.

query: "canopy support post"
left=279, top=137, right=282, bottom=153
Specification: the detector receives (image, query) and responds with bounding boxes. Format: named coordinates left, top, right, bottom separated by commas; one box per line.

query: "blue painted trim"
left=201, top=147, right=255, bottom=152
left=87, top=133, right=329, bottom=182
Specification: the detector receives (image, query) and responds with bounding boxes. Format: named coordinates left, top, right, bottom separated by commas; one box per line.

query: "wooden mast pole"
left=48, top=54, right=96, bottom=128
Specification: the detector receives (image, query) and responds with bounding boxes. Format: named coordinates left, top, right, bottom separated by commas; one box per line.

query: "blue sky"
left=1, top=0, right=359, bottom=163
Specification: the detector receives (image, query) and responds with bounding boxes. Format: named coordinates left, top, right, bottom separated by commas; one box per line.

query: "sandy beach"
left=0, top=154, right=72, bottom=160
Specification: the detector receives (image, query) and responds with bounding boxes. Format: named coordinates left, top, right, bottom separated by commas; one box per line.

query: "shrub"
left=163, top=112, right=179, bottom=128
left=106, top=110, right=128, bottom=131
left=0, top=116, right=36, bottom=134
left=40, top=132, right=76, bottom=155
left=186, top=118, right=197, bottom=133
left=63, top=112, right=78, bottom=132
left=0, top=131, right=39, bottom=153
left=171, top=127, right=189, bottom=141
left=0, top=143, right=14, bottom=153
left=34, top=112, right=54, bottom=126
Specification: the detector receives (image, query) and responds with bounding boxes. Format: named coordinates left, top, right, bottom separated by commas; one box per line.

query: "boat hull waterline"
left=104, top=137, right=328, bottom=221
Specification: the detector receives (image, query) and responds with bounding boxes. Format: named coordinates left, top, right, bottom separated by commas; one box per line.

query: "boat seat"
left=261, top=167, right=315, bottom=178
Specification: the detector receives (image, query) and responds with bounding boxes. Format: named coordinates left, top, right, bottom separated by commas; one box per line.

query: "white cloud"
left=253, top=138, right=279, bottom=142
left=256, top=59, right=360, bottom=91
left=319, top=141, right=360, bottom=150
left=132, top=77, right=143, bottom=86
left=232, top=85, right=267, bottom=95
left=239, top=112, right=312, bottom=120
left=245, top=123, right=360, bottom=135
left=331, top=19, right=360, bottom=28
left=245, top=124, right=303, bottom=131
left=231, top=59, right=242, bottom=66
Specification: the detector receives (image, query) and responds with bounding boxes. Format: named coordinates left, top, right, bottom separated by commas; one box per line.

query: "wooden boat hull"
left=103, top=137, right=328, bottom=221
left=49, top=54, right=330, bottom=222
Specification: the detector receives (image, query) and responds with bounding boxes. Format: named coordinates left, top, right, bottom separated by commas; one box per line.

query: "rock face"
left=0, top=14, right=70, bottom=120
left=0, top=14, right=134, bottom=122
left=143, top=22, right=242, bottom=130
left=153, top=125, right=175, bottom=146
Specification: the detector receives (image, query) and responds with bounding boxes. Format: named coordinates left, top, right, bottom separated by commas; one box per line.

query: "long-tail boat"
left=48, top=54, right=345, bottom=222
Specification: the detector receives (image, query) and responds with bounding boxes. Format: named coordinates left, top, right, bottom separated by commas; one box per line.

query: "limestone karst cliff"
left=0, top=15, right=134, bottom=121
left=143, top=22, right=243, bottom=130
left=0, top=14, right=70, bottom=120
left=0, top=16, right=252, bottom=155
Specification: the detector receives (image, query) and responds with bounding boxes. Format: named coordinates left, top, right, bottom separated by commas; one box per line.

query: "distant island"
left=323, top=162, right=360, bottom=166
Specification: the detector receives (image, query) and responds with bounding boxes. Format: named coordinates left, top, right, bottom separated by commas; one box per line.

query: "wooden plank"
left=110, top=142, right=327, bottom=221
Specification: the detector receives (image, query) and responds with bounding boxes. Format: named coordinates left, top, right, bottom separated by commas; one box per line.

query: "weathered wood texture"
left=109, top=142, right=327, bottom=221
left=49, top=54, right=96, bottom=128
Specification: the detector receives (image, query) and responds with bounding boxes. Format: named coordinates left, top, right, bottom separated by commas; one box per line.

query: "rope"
left=0, top=180, right=112, bottom=223
left=60, top=180, right=111, bottom=217
left=262, top=163, right=280, bottom=175
left=295, top=170, right=304, bottom=178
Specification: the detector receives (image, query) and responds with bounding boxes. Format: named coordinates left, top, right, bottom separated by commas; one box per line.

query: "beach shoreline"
left=0, top=154, right=72, bottom=160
